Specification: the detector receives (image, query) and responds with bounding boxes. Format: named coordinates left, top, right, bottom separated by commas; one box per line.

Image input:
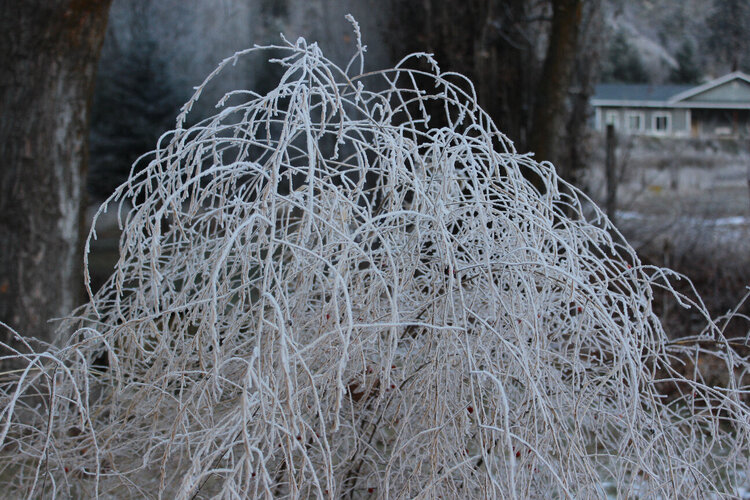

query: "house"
left=591, top=72, right=750, bottom=138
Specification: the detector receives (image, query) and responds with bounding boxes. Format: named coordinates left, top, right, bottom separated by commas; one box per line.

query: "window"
left=653, top=112, right=671, bottom=134
left=605, top=111, right=619, bottom=130
left=625, top=112, right=645, bottom=133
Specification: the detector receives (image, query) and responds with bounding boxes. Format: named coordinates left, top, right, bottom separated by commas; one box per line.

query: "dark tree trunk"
left=0, top=0, right=111, bottom=356
left=561, top=0, right=603, bottom=188
left=387, top=0, right=599, bottom=195
left=527, top=0, right=582, bottom=175
left=605, top=123, right=617, bottom=224
left=386, top=0, right=536, bottom=148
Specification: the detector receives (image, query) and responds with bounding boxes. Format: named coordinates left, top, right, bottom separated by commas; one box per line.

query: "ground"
left=585, top=136, right=750, bottom=342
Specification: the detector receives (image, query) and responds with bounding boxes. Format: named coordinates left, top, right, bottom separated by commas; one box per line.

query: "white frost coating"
left=1, top=20, right=749, bottom=499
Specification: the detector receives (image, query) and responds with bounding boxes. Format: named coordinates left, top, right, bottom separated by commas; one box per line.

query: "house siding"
left=684, top=80, right=750, bottom=103
left=597, top=107, right=689, bottom=136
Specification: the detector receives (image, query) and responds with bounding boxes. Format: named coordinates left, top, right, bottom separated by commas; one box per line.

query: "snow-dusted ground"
left=602, top=481, right=750, bottom=500
left=617, top=209, right=750, bottom=252
left=585, top=150, right=750, bottom=254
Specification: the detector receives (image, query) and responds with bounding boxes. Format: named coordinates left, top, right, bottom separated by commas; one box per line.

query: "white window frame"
left=604, top=111, right=619, bottom=130
left=625, top=111, right=645, bottom=134
left=652, top=112, right=671, bottom=135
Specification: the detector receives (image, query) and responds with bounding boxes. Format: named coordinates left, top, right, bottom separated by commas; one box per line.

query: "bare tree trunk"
left=561, top=0, right=603, bottom=188
left=527, top=0, right=582, bottom=182
left=0, top=0, right=111, bottom=356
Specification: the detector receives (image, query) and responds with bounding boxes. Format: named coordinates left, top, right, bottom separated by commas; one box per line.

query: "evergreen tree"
left=706, top=0, right=750, bottom=72
left=669, top=40, right=701, bottom=84
left=600, top=31, right=649, bottom=83
left=88, top=6, right=183, bottom=200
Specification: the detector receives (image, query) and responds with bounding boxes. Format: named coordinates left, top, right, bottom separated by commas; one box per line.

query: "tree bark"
left=527, top=0, right=582, bottom=181
left=386, top=0, right=536, bottom=148
left=0, top=0, right=112, bottom=356
left=561, top=0, right=602, bottom=188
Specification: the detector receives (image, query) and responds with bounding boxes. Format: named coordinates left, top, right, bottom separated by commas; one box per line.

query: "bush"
left=1, top=19, right=749, bottom=498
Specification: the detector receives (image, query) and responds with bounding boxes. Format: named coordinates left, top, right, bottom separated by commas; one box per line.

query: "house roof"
left=593, top=83, right=692, bottom=103
left=592, top=72, right=750, bottom=109
left=668, top=71, right=750, bottom=103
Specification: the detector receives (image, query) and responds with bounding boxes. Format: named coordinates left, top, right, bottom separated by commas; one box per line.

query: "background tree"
left=560, top=0, right=604, bottom=185
left=527, top=0, right=583, bottom=173
left=91, top=0, right=601, bottom=192
left=387, top=0, right=594, bottom=183
left=88, top=1, right=184, bottom=198
left=706, top=0, right=750, bottom=72
left=386, top=0, right=543, bottom=151
left=669, top=40, right=701, bottom=84
left=0, top=0, right=112, bottom=356
left=600, top=30, right=649, bottom=83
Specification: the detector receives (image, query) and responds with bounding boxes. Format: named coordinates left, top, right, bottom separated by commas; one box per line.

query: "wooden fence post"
left=605, top=124, right=617, bottom=225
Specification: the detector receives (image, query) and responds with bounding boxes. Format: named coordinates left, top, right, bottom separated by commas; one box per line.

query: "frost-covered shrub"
left=1, top=18, right=749, bottom=499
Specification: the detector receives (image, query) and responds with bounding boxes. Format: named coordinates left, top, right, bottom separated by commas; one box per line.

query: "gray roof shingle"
left=593, top=83, right=693, bottom=102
